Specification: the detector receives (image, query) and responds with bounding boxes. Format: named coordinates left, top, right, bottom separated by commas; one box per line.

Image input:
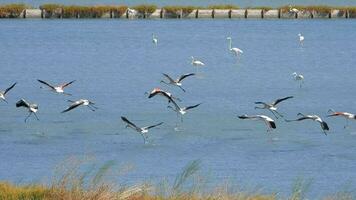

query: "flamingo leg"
left=86, top=105, right=96, bottom=112
left=2, top=99, right=8, bottom=104
left=33, top=112, right=40, bottom=121
left=274, top=110, right=284, bottom=118
left=24, top=112, right=32, bottom=123
left=269, top=109, right=279, bottom=119
left=344, top=119, right=349, bottom=129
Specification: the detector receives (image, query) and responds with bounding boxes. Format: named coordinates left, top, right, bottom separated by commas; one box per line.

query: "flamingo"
left=147, top=88, right=181, bottom=103
left=160, top=73, right=195, bottom=92
left=285, top=113, right=329, bottom=135
left=238, top=115, right=276, bottom=132
left=226, top=37, right=243, bottom=57
left=61, top=99, right=98, bottom=113
left=16, top=99, right=39, bottom=122
left=298, top=33, right=304, bottom=45
left=292, top=72, right=304, bottom=88
left=37, top=79, right=75, bottom=95
left=152, top=34, right=158, bottom=46
left=191, top=56, right=205, bottom=74
left=166, top=97, right=201, bottom=130
left=0, top=82, right=17, bottom=103
left=289, top=5, right=299, bottom=13
left=327, top=109, right=356, bottom=129
left=255, top=96, right=294, bottom=119
left=121, top=116, right=163, bottom=144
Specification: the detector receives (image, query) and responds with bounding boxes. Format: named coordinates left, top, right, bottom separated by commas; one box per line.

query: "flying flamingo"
left=238, top=114, right=276, bottom=132
left=254, top=96, right=294, bottom=119
left=285, top=113, right=329, bottom=135
left=327, top=109, right=356, bottom=129
left=0, top=82, right=17, bottom=103
left=61, top=99, right=98, bottom=113
left=160, top=73, right=195, bottom=92
left=37, top=79, right=75, bottom=95
left=16, top=99, right=39, bottom=122
left=121, top=116, right=163, bottom=144
left=292, top=72, right=304, bottom=88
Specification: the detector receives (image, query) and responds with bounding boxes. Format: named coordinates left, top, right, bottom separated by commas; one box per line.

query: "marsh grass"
left=246, top=7, right=273, bottom=11
left=0, top=158, right=355, bottom=200
left=207, top=4, right=239, bottom=9
left=163, top=6, right=198, bottom=18
left=132, top=4, right=157, bottom=17
left=0, top=4, right=28, bottom=18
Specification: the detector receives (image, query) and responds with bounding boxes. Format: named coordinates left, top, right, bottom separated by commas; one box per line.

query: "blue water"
left=0, top=19, right=356, bottom=198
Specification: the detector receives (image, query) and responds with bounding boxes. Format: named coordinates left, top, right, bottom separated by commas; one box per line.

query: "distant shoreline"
left=0, top=4, right=355, bottom=19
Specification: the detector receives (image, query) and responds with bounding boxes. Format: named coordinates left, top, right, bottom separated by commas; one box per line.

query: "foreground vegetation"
left=0, top=158, right=354, bottom=200
left=0, top=3, right=356, bottom=18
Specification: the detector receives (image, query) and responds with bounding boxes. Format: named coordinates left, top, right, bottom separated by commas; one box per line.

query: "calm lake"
left=0, top=19, right=356, bottom=198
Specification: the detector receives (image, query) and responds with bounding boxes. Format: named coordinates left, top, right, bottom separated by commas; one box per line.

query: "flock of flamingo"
left=0, top=31, right=354, bottom=143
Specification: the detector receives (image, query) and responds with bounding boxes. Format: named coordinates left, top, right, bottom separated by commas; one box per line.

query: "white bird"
left=61, top=99, right=98, bottom=113
left=37, top=79, right=75, bottom=95
left=0, top=82, right=16, bottom=103
left=121, top=116, right=163, bottom=143
left=167, top=99, right=201, bottom=123
left=160, top=73, right=195, bottom=92
left=289, top=5, right=299, bottom=13
left=298, top=33, right=304, bottom=45
left=152, top=33, right=158, bottom=46
left=238, top=114, right=276, bottom=132
left=255, top=96, right=294, bottom=119
left=292, top=72, right=304, bottom=88
left=147, top=88, right=181, bottom=103
left=191, top=56, right=205, bottom=74
left=327, top=109, right=356, bottom=129
left=16, top=99, right=39, bottom=122
left=226, top=37, right=243, bottom=56
left=285, top=113, right=329, bottom=135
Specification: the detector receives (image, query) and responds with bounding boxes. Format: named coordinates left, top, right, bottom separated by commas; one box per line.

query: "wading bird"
left=16, top=99, right=39, bottom=122
left=0, top=82, right=17, bottom=103
left=121, top=116, right=163, bottom=144
left=289, top=5, right=299, bottom=13
left=61, top=99, right=98, bottom=113
left=160, top=73, right=195, bottom=92
left=285, top=113, right=329, bottom=135
left=147, top=88, right=181, bottom=102
left=327, top=109, right=356, bottom=129
left=238, top=115, right=276, bottom=132
left=255, top=96, right=293, bottom=119
left=191, top=56, right=205, bottom=74
left=37, top=79, right=75, bottom=95
left=292, top=72, right=304, bottom=88
left=152, top=34, right=158, bottom=46
left=226, top=37, right=243, bottom=57
left=298, top=33, right=304, bottom=45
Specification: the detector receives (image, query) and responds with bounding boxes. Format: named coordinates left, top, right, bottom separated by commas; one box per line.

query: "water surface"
left=0, top=19, right=356, bottom=198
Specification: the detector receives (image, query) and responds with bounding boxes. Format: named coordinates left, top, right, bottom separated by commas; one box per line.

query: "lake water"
left=0, top=19, right=356, bottom=198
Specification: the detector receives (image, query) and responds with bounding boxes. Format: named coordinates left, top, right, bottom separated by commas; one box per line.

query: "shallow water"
left=0, top=19, right=356, bottom=198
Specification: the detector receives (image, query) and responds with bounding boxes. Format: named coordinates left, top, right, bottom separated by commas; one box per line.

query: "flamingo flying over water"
left=16, top=99, right=39, bottom=122
left=0, top=82, right=17, bottom=103
left=37, top=79, right=75, bottom=95
left=61, top=99, right=98, bottom=113
left=254, top=96, right=294, bottom=119
left=160, top=73, right=195, bottom=92
left=327, top=109, right=356, bottom=129
left=121, top=116, right=163, bottom=143
left=147, top=88, right=181, bottom=103
left=238, top=114, right=276, bottom=132
left=285, top=113, right=329, bottom=135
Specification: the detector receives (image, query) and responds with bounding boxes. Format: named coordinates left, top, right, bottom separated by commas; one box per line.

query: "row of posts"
left=20, top=8, right=355, bottom=19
